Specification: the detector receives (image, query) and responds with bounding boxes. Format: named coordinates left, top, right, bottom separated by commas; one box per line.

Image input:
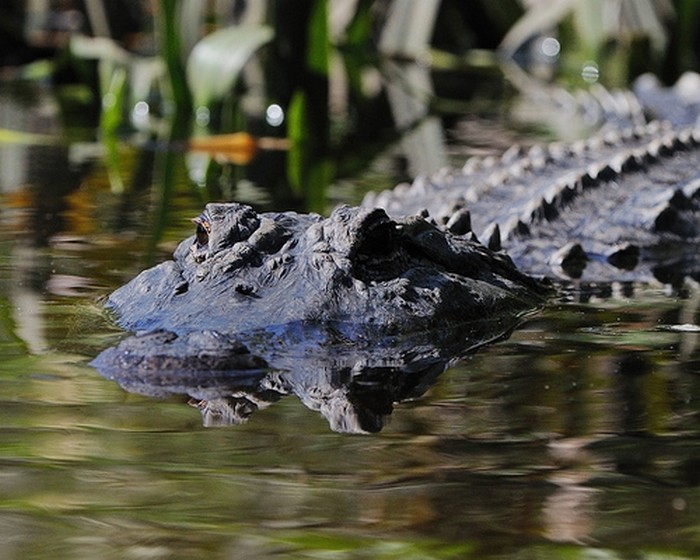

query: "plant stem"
left=160, top=0, right=193, bottom=121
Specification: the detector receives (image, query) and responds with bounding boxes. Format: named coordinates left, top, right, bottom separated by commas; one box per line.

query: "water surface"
left=1, top=83, right=700, bottom=560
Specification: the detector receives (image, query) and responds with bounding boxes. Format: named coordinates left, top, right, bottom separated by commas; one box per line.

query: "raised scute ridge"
left=363, top=76, right=700, bottom=283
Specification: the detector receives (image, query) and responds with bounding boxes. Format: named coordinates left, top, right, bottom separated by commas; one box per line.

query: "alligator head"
left=105, top=202, right=547, bottom=339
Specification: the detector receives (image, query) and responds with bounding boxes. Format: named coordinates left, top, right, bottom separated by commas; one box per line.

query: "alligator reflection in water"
left=91, top=316, right=524, bottom=433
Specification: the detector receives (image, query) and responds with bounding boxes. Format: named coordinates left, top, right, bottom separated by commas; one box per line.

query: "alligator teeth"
left=462, top=156, right=482, bottom=174
left=501, top=144, right=524, bottom=164
left=449, top=198, right=466, bottom=212
left=542, top=198, right=558, bottom=221
left=526, top=144, right=549, bottom=170
left=555, top=183, right=577, bottom=206
left=678, top=128, right=695, bottom=146
left=616, top=151, right=643, bottom=173
left=514, top=220, right=530, bottom=237
left=550, top=141, right=573, bottom=160
left=687, top=178, right=700, bottom=200
left=595, top=162, right=618, bottom=182
left=656, top=135, right=676, bottom=156
left=646, top=138, right=663, bottom=159
left=466, top=231, right=480, bottom=244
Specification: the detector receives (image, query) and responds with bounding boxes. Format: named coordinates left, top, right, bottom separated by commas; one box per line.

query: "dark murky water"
left=2, top=83, right=700, bottom=559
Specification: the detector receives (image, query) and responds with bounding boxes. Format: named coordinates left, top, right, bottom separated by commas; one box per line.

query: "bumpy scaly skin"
left=365, top=73, right=700, bottom=283
left=365, top=122, right=700, bottom=282
left=106, top=203, right=546, bottom=338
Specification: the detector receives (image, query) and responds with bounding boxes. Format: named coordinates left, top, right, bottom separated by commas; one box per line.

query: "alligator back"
left=365, top=76, right=700, bottom=284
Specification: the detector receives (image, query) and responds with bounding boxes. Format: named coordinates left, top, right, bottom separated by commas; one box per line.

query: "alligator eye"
left=195, top=221, right=210, bottom=247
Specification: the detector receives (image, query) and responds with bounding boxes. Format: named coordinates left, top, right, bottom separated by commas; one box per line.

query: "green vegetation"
left=1, top=1, right=698, bottom=213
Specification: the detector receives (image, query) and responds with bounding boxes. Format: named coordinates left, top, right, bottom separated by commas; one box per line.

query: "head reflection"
left=91, top=319, right=520, bottom=434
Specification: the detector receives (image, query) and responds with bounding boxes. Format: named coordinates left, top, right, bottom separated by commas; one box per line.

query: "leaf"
left=379, top=0, right=440, bottom=58
left=286, top=91, right=333, bottom=209
left=287, top=91, right=309, bottom=192
left=70, top=34, right=132, bottom=65
left=306, top=0, right=329, bottom=75
left=0, top=128, right=59, bottom=146
left=160, top=0, right=192, bottom=113
left=186, top=25, right=274, bottom=109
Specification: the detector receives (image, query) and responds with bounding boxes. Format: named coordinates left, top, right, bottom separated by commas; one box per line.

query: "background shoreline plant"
left=3, top=0, right=698, bottom=214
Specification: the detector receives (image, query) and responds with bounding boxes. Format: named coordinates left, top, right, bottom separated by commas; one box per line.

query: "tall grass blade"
left=100, top=67, right=128, bottom=194
left=160, top=0, right=192, bottom=115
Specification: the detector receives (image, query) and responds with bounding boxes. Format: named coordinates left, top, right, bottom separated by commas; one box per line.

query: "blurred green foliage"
left=1, top=0, right=699, bottom=213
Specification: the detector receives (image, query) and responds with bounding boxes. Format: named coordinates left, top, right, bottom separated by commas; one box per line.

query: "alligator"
left=91, top=73, right=700, bottom=429
left=92, top=204, right=542, bottom=432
